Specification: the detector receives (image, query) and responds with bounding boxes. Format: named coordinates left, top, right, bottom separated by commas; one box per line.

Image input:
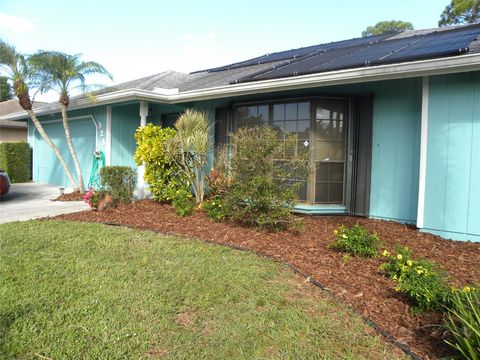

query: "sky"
left=1, top=0, right=450, bottom=101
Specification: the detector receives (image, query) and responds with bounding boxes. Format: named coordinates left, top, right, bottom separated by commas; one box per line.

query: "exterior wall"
left=0, top=127, right=27, bottom=142
left=368, top=80, right=421, bottom=223
left=28, top=106, right=107, bottom=187
left=110, top=104, right=139, bottom=169
left=188, top=78, right=422, bottom=222
left=423, top=72, right=480, bottom=242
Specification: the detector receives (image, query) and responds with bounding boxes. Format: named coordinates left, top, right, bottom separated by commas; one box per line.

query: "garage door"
left=33, top=118, right=96, bottom=188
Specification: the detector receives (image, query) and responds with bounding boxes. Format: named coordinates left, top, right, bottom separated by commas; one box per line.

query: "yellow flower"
left=342, top=234, right=348, bottom=239
left=397, top=254, right=403, bottom=260
left=333, top=230, right=338, bottom=235
left=407, top=260, right=413, bottom=267
left=382, top=250, right=389, bottom=257
left=463, top=286, right=471, bottom=293
left=218, top=204, right=222, bottom=208
left=395, top=287, right=401, bottom=292
left=416, top=269, right=423, bottom=275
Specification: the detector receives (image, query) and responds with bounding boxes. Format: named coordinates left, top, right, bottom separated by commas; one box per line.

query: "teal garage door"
left=33, top=118, right=96, bottom=187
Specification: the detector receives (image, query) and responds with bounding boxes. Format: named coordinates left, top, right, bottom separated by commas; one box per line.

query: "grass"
left=0, top=220, right=404, bottom=359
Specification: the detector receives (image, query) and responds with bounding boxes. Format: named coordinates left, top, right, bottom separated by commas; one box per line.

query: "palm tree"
left=29, top=51, right=112, bottom=192
left=0, top=40, right=80, bottom=190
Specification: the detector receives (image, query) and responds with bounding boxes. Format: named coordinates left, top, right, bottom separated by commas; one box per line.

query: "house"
left=0, top=24, right=479, bottom=242
left=0, top=100, right=46, bottom=142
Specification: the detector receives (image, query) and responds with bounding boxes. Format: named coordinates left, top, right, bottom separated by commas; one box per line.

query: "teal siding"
left=111, top=104, right=139, bottom=169
left=29, top=106, right=107, bottom=187
left=369, top=79, right=421, bottom=223
left=424, top=72, right=480, bottom=242
left=188, top=79, right=422, bottom=222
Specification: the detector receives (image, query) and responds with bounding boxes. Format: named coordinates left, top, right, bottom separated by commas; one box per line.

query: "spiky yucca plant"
left=167, top=109, right=212, bottom=203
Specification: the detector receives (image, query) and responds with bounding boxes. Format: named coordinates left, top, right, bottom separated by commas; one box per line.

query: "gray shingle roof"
left=0, top=100, right=46, bottom=126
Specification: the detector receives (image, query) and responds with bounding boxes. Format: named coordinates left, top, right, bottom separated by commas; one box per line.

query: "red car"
left=0, top=169, right=10, bottom=196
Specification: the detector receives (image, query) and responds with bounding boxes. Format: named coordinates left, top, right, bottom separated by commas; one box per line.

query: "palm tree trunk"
left=27, top=109, right=80, bottom=191
left=61, top=104, right=85, bottom=192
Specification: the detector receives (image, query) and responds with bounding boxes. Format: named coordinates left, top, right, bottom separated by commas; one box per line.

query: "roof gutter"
left=2, top=53, right=480, bottom=121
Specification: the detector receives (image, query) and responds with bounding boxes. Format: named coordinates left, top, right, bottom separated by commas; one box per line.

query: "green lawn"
left=0, top=221, right=403, bottom=359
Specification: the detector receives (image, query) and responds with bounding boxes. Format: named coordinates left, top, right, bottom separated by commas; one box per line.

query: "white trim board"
left=416, top=76, right=430, bottom=229
left=105, top=106, right=112, bottom=165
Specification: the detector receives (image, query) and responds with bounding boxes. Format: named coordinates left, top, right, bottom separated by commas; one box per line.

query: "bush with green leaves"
left=0, top=142, right=31, bottom=183
left=329, top=224, right=380, bottom=258
left=166, top=109, right=212, bottom=204
left=202, top=195, right=228, bottom=221
left=381, top=246, right=450, bottom=313
left=100, top=166, right=136, bottom=204
left=444, top=286, right=480, bottom=359
left=222, top=126, right=307, bottom=231
left=134, top=124, right=188, bottom=202
left=171, top=188, right=195, bottom=216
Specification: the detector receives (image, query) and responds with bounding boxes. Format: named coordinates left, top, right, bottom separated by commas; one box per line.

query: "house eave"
left=2, top=53, right=480, bottom=121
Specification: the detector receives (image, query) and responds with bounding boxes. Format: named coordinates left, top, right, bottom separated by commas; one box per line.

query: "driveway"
left=0, top=182, right=90, bottom=223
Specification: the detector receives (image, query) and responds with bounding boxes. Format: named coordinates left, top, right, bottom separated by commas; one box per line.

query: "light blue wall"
left=423, top=72, right=480, bottom=242
left=182, top=79, right=422, bottom=223
left=368, top=80, right=421, bottom=223
left=28, top=106, right=107, bottom=187
left=110, top=104, right=139, bottom=169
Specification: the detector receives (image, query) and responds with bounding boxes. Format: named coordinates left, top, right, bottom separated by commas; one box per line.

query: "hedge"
left=0, top=142, right=31, bottom=183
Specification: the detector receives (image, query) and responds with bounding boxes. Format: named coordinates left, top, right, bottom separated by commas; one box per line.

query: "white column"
left=416, top=76, right=429, bottom=229
left=105, top=105, right=112, bottom=166
left=137, top=101, right=148, bottom=198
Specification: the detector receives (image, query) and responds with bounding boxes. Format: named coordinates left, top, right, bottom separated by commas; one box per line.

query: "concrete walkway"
left=0, top=182, right=90, bottom=224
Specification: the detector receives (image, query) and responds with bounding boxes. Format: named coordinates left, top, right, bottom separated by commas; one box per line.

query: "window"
left=233, top=98, right=348, bottom=205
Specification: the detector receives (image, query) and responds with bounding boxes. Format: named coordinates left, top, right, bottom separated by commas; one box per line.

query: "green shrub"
left=444, top=286, right=480, bottom=359
left=171, top=188, right=195, bottom=216
left=134, top=124, right=188, bottom=202
left=381, top=246, right=449, bottom=312
left=0, top=142, right=31, bottom=183
left=166, top=109, right=212, bottom=204
left=100, top=166, right=136, bottom=204
left=222, top=126, right=307, bottom=231
left=329, top=224, right=380, bottom=258
left=203, top=195, right=228, bottom=221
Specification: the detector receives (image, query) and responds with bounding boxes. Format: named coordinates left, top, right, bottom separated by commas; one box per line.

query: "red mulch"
left=54, top=200, right=480, bottom=359
left=54, top=191, right=84, bottom=202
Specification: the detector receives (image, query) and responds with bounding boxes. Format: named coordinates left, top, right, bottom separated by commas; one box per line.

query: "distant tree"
left=0, top=76, right=13, bottom=101
left=439, top=0, right=480, bottom=26
left=362, top=21, right=414, bottom=37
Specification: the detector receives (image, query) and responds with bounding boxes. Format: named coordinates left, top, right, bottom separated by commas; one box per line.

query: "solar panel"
left=199, top=33, right=393, bottom=73
left=236, top=24, right=480, bottom=82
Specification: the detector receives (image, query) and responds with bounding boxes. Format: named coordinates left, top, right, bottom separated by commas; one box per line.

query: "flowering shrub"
left=381, top=246, right=449, bottom=312
left=329, top=224, right=380, bottom=258
left=207, top=168, right=232, bottom=197
left=202, top=195, right=228, bottom=221
left=444, top=286, right=480, bottom=359
left=171, top=189, right=194, bottom=217
left=83, top=187, right=101, bottom=209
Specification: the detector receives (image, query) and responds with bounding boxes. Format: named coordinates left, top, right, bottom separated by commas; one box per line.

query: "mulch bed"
left=55, top=200, right=480, bottom=359
left=54, top=191, right=84, bottom=202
